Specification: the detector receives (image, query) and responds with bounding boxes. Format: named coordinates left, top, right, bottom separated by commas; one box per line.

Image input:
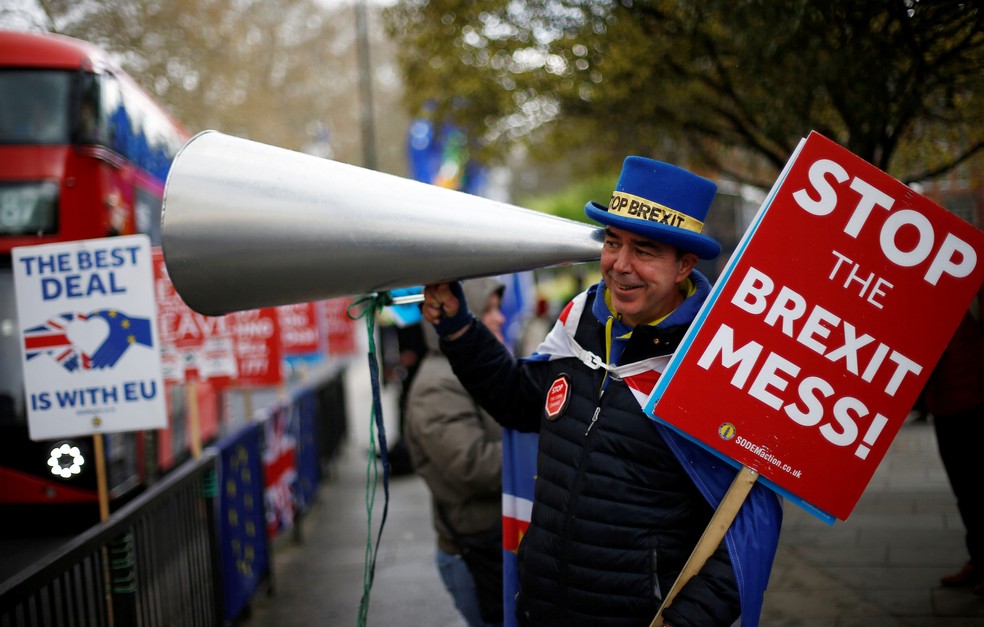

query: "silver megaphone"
left=161, top=131, right=603, bottom=315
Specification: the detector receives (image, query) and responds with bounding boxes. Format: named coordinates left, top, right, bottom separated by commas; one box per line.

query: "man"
left=422, top=157, right=782, bottom=626
left=924, top=295, right=984, bottom=596
left=405, top=278, right=507, bottom=626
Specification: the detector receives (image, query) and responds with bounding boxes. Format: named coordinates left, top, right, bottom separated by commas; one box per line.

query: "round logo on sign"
left=718, top=422, right=737, bottom=441
left=544, top=373, right=571, bottom=421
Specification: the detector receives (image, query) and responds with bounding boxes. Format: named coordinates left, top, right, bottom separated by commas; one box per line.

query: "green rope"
left=348, top=293, right=394, bottom=627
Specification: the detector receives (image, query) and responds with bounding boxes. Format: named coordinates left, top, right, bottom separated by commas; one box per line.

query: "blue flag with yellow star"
left=88, top=309, right=153, bottom=368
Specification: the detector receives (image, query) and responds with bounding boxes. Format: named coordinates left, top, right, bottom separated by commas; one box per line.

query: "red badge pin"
left=545, top=373, right=571, bottom=420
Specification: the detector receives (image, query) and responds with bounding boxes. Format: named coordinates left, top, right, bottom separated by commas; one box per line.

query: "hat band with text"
left=607, top=191, right=704, bottom=233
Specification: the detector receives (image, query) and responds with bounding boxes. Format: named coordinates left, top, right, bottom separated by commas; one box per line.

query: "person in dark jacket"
left=405, top=278, right=507, bottom=626
left=923, top=294, right=984, bottom=595
left=421, top=157, right=783, bottom=627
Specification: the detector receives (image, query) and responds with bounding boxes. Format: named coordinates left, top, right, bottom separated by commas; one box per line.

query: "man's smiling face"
left=600, top=226, right=697, bottom=327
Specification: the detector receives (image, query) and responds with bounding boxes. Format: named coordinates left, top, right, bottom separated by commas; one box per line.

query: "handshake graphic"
left=23, top=309, right=154, bottom=372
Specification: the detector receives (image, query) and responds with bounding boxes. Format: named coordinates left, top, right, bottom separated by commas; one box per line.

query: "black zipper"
left=559, top=384, right=605, bottom=618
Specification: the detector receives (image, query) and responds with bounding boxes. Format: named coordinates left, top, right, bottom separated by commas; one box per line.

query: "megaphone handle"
left=389, top=292, right=425, bottom=306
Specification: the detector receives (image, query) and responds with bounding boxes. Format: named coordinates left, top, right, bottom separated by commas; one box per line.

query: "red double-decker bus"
left=0, top=30, right=193, bottom=524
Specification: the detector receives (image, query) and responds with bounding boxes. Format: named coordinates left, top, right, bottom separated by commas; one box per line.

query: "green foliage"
left=520, top=172, right=618, bottom=224
left=383, top=0, right=983, bottom=187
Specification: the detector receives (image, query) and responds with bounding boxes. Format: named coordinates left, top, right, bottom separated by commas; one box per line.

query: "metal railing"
left=0, top=368, right=350, bottom=626
left=0, top=451, right=222, bottom=627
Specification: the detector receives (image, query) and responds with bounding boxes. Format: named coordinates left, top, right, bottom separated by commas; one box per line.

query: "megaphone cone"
left=161, top=131, right=602, bottom=315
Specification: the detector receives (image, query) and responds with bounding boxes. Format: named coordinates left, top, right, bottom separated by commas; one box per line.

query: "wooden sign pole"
left=243, top=388, right=255, bottom=421
left=93, top=433, right=110, bottom=522
left=187, top=381, right=202, bottom=459
left=650, top=465, right=759, bottom=627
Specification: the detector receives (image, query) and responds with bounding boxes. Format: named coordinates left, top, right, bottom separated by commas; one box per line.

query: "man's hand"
left=422, top=282, right=473, bottom=339
left=421, top=283, right=458, bottom=323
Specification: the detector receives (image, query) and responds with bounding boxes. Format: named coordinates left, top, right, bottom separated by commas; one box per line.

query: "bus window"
left=0, top=70, right=71, bottom=145
left=0, top=180, right=59, bottom=236
left=75, top=71, right=103, bottom=145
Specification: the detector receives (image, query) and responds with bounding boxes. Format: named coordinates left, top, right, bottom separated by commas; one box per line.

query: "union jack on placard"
left=23, top=312, right=92, bottom=372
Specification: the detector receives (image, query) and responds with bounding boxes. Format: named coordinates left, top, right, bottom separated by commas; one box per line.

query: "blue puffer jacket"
left=441, top=274, right=741, bottom=626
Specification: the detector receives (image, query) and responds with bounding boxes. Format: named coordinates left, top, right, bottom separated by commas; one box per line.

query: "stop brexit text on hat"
left=644, top=131, right=984, bottom=522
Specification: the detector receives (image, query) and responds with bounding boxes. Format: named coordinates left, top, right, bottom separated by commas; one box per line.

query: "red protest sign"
left=278, top=303, right=323, bottom=357
left=321, top=297, right=358, bottom=357
left=153, top=249, right=237, bottom=384
left=227, top=309, right=283, bottom=388
left=646, top=132, right=984, bottom=521
left=153, top=248, right=283, bottom=388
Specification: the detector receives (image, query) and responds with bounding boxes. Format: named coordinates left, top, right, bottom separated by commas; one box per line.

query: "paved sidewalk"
left=242, top=418, right=984, bottom=627
left=761, top=418, right=984, bottom=626
left=242, top=448, right=465, bottom=627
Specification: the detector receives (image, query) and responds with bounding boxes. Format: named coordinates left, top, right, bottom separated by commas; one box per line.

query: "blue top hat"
left=584, top=156, right=721, bottom=259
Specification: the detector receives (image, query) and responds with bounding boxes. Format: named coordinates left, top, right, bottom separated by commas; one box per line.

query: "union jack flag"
left=23, top=312, right=92, bottom=372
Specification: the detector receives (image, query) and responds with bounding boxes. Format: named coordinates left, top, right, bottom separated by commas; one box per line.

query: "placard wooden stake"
left=187, top=381, right=202, bottom=459
left=651, top=465, right=759, bottom=627
left=93, top=434, right=110, bottom=522
left=243, top=388, right=255, bottom=421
